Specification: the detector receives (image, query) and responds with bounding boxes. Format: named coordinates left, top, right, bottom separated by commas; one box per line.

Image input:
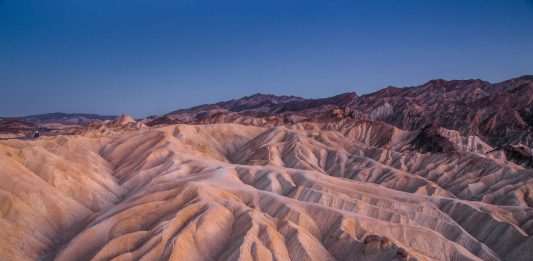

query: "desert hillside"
left=0, top=77, right=532, bottom=261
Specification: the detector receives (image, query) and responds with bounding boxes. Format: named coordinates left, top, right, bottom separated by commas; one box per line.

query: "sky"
left=1, top=0, right=532, bottom=117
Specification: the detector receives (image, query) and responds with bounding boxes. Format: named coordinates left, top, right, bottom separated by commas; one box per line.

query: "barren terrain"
left=0, top=76, right=532, bottom=261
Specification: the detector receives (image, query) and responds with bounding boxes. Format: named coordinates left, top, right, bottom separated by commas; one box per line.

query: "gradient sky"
left=1, top=0, right=532, bottom=117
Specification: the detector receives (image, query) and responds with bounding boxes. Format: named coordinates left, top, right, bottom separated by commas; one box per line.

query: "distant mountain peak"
left=423, top=78, right=489, bottom=87
left=243, top=92, right=302, bottom=99
left=0, top=112, right=116, bottom=125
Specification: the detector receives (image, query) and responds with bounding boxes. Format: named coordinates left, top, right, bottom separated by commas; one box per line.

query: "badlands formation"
left=0, top=76, right=532, bottom=261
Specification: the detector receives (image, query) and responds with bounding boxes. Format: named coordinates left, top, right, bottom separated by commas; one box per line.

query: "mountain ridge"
left=147, top=75, right=532, bottom=149
left=0, top=75, right=532, bottom=260
left=0, top=112, right=116, bottom=124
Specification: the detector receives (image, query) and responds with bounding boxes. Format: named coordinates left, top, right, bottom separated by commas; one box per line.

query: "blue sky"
left=1, top=0, right=532, bottom=117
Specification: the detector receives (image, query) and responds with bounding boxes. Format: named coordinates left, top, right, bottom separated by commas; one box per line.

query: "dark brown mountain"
left=0, top=119, right=36, bottom=138
left=152, top=75, right=533, bottom=149
left=356, top=76, right=533, bottom=147
left=0, top=113, right=117, bottom=139
left=0, top=112, right=116, bottom=125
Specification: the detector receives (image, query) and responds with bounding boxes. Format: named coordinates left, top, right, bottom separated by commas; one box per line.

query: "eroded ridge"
left=0, top=123, right=532, bottom=261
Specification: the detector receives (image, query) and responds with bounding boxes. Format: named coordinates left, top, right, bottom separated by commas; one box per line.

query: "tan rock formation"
left=0, top=122, right=531, bottom=260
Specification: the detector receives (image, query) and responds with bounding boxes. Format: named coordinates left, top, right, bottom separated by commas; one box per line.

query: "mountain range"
left=152, top=75, right=533, bottom=147
left=0, top=76, right=532, bottom=260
